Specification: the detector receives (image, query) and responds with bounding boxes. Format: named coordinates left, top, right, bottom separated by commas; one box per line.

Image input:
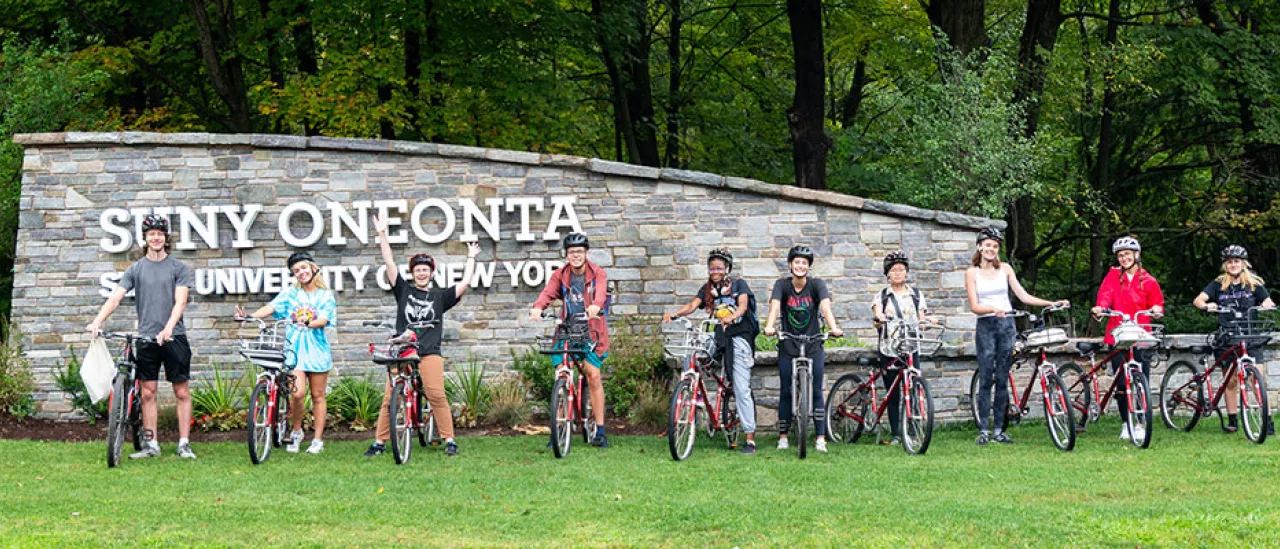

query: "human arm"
left=664, top=297, right=703, bottom=324
left=373, top=214, right=399, bottom=287
left=156, top=285, right=189, bottom=345
left=86, top=287, right=127, bottom=336
left=454, top=242, right=482, bottom=299
left=819, top=298, right=843, bottom=337
left=529, top=268, right=564, bottom=321
left=1006, top=264, right=1066, bottom=308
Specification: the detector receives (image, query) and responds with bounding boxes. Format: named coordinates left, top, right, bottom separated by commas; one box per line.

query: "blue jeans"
left=778, top=350, right=825, bottom=437
left=975, top=316, right=1016, bottom=432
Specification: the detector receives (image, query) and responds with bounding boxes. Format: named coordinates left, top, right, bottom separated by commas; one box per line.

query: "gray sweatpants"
left=729, top=336, right=757, bottom=434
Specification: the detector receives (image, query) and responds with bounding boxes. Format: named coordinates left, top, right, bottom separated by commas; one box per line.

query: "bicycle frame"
left=1170, top=339, right=1255, bottom=418
left=837, top=354, right=920, bottom=437
left=1068, top=345, right=1143, bottom=420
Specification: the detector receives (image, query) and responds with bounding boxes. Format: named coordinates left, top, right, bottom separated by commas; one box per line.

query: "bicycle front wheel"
left=388, top=381, right=412, bottom=464
left=550, top=378, right=572, bottom=458
left=1042, top=371, right=1076, bottom=452
left=416, top=390, right=438, bottom=447
left=826, top=373, right=868, bottom=444
left=105, top=374, right=128, bottom=468
left=1159, top=361, right=1203, bottom=432
left=1126, top=369, right=1153, bottom=449
left=901, top=376, right=935, bottom=455
left=796, top=367, right=810, bottom=459
left=247, top=381, right=272, bottom=465
left=1241, top=365, right=1270, bottom=444
left=273, top=382, right=290, bottom=448
left=578, top=375, right=596, bottom=445
left=668, top=379, right=697, bottom=461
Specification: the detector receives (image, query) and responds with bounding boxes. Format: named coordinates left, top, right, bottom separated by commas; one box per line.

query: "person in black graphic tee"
left=763, top=245, right=844, bottom=453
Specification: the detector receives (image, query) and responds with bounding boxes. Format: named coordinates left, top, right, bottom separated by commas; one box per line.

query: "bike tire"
left=1057, top=362, right=1095, bottom=430
left=826, top=373, right=868, bottom=444
left=247, top=381, right=272, bottom=465
left=1241, top=365, right=1270, bottom=444
left=105, top=374, right=128, bottom=468
left=718, top=383, right=741, bottom=449
left=388, top=381, right=412, bottom=464
left=1159, top=361, right=1203, bottom=432
left=901, top=376, right=935, bottom=455
left=1126, top=369, right=1153, bottom=449
left=1042, top=371, right=1076, bottom=452
left=416, top=391, right=429, bottom=447
left=272, top=381, right=290, bottom=448
left=128, top=383, right=143, bottom=452
left=668, top=379, right=697, bottom=461
left=550, top=378, right=572, bottom=458
left=578, top=374, right=596, bottom=445
left=796, top=367, right=810, bottom=460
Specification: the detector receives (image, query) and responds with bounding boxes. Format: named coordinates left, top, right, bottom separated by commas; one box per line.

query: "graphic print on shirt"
left=786, top=292, right=814, bottom=331
left=708, top=282, right=740, bottom=324
left=565, top=284, right=587, bottom=316
left=403, top=294, right=438, bottom=329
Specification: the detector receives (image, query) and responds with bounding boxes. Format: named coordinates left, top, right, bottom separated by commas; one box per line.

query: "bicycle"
left=767, top=330, right=832, bottom=459
left=965, top=305, right=1077, bottom=451
left=102, top=332, right=156, bottom=468
left=663, top=317, right=742, bottom=461
left=826, top=318, right=942, bottom=455
left=538, top=312, right=597, bottom=459
left=237, top=317, right=294, bottom=465
left=1056, top=308, right=1162, bottom=449
left=1159, top=306, right=1274, bottom=443
left=366, top=320, right=439, bottom=465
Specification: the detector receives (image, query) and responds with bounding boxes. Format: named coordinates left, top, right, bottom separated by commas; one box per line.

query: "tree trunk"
left=187, top=0, right=254, bottom=132
left=290, top=0, right=319, bottom=135
left=925, top=0, right=988, bottom=57
left=838, top=47, right=868, bottom=129
left=404, top=0, right=424, bottom=140
left=1092, top=0, right=1122, bottom=281
left=663, top=0, right=682, bottom=168
left=623, top=0, right=660, bottom=166
left=786, top=0, right=829, bottom=190
left=257, top=0, right=285, bottom=133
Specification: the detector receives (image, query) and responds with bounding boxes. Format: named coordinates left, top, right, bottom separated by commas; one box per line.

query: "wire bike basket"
left=1110, top=320, right=1164, bottom=350
left=878, top=318, right=945, bottom=358
left=537, top=314, right=595, bottom=356
left=1213, top=316, right=1276, bottom=350
left=661, top=318, right=716, bottom=363
left=237, top=319, right=289, bottom=369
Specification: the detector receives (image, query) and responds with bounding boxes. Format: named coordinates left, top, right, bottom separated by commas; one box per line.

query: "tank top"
left=975, top=269, right=1013, bottom=317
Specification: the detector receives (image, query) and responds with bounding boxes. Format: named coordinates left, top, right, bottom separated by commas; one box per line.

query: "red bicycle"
left=664, top=317, right=741, bottom=461
left=826, top=318, right=942, bottom=455
left=238, top=317, right=293, bottom=465
left=102, top=332, right=155, bottom=468
left=539, top=312, right=597, bottom=459
left=1159, top=306, right=1274, bottom=443
left=1057, top=308, right=1162, bottom=449
left=965, top=305, right=1077, bottom=451
left=366, top=320, right=438, bottom=465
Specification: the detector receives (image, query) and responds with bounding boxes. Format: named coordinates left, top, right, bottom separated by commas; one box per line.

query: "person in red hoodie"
left=530, top=233, right=612, bottom=448
left=1091, top=235, right=1165, bottom=440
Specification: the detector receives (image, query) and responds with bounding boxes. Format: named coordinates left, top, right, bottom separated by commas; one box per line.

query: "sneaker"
left=741, top=442, right=757, bottom=455
left=1224, top=424, right=1239, bottom=434
left=776, top=437, right=789, bottom=450
left=887, top=437, right=901, bottom=446
left=129, top=445, right=161, bottom=460
left=363, top=443, right=385, bottom=457
left=306, top=439, right=324, bottom=454
left=992, top=431, right=1015, bottom=444
left=177, top=443, right=197, bottom=459
left=445, top=440, right=459, bottom=456
left=815, top=438, right=828, bottom=453
left=1132, top=425, right=1145, bottom=442
left=976, top=431, right=990, bottom=446
left=1119, top=424, right=1132, bottom=441
left=286, top=430, right=303, bottom=453
left=590, top=433, right=609, bottom=449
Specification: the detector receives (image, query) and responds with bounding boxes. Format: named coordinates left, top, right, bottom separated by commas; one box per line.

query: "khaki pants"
left=376, top=355, right=454, bottom=442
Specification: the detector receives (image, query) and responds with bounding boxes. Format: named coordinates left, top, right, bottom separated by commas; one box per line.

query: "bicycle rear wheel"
left=247, top=381, right=272, bottom=465
left=1159, top=361, right=1203, bottom=432
left=1042, top=371, right=1076, bottom=452
left=1125, top=369, right=1153, bottom=449
left=901, top=376, right=934, bottom=455
left=128, top=384, right=143, bottom=451
left=826, top=373, right=868, bottom=444
left=668, top=379, right=697, bottom=461
left=105, top=374, right=128, bottom=468
left=388, top=381, right=412, bottom=464
left=578, top=374, right=596, bottom=445
left=1057, top=362, right=1095, bottom=430
left=1241, top=365, right=1269, bottom=444
left=718, top=384, right=741, bottom=449
left=796, top=366, right=810, bottom=459
left=550, top=378, right=572, bottom=458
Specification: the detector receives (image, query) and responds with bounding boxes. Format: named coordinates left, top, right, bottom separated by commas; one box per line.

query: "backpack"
left=878, top=286, right=922, bottom=320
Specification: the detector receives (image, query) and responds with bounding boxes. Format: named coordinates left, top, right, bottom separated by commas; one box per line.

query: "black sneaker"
left=741, top=442, right=757, bottom=455
left=976, top=431, right=990, bottom=446
left=363, top=443, right=385, bottom=457
left=993, top=431, right=1015, bottom=444
left=445, top=441, right=459, bottom=456
left=590, top=433, right=609, bottom=448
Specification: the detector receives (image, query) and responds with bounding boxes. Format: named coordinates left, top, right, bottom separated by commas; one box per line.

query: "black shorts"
left=136, top=335, right=193, bottom=383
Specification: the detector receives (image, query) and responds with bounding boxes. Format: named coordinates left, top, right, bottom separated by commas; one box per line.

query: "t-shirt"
left=873, top=286, right=927, bottom=321
left=698, top=278, right=759, bottom=345
left=269, top=286, right=338, bottom=372
left=117, top=254, right=195, bottom=338
left=1203, top=281, right=1270, bottom=329
left=565, top=272, right=587, bottom=317
left=771, top=277, right=830, bottom=356
left=393, top=278, right=460, bottom=356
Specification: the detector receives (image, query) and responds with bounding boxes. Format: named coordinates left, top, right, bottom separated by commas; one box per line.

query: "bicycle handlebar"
left=98, top=332, right=157, bottom=344
left=1098, top=308, right=1162, bottom=321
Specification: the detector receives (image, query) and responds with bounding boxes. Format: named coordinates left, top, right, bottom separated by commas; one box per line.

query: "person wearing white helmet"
left=1091, top=235, right=1164, bottom=441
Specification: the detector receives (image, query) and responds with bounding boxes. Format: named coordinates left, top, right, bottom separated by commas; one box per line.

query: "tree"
left=786, top=0, right=828, bottom=189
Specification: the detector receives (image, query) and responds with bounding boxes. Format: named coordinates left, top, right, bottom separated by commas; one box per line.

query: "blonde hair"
left=293, top=261, right=329, bottom=290
left=1217, top=263, right=1265, bottom=291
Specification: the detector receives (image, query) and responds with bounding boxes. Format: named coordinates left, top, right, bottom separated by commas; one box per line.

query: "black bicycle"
left=102, top=332, right=156, bottom=468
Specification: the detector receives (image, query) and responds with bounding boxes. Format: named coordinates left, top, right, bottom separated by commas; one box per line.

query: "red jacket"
left=533, top=261, right=611, bottom=354
left=1094, top=267, right=1164, bottom=345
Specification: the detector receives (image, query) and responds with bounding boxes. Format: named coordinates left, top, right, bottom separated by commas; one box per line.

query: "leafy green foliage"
left=484, top=376, right=531, bottom=428
left=510, top=347, right=554, bottom=406
left=603, top=315, right=667, bottom=418
left=52, top=347, right=106, bottom=422
left=625, top=378, right=669, bottom=428
left=0, top=316, right=33, bottom=420
left=191, top=363, right=247, bottom=432
left=328, top=375, right=384, bottom=432
left=446, top=357, right=491, bottom=429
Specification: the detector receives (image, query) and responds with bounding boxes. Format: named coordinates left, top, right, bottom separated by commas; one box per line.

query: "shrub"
left=53, top=348, right=108, bottom=422
left=510, top=347, right=554, bottom=405
left=605, top=315, right=668, bottom=418
left=191, top=363, right=248, bottom=432
left=754, top=333, right=866, bottom=352
left=329, top=375, right=383, bottom=432
left=627, top=379, right=670, bottom=428
left=0, top=316, right=35, bottom=421
left=484, top=376, right=531, bottom=428
left=446, top=357, right=490, bottom=429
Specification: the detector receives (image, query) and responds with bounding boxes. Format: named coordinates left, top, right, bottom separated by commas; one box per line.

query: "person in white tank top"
left=964, top=228, right=1068, bottom=446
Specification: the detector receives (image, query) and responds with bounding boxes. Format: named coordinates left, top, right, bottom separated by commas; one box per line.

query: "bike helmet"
left=787, top=245, right=814, bottom=265
left=883, top=250, right=909, bottom=275
left=976, top=227, right=1003, bottom=245
left=707, top=248, right=734, bottom=272
left=409, top=253, right=435, bottom=271
left=286, top=251, right=314, bottom=269
left=141, top=214, right=169, bottom=234
left=1221, top=245, right=1248, bottom=261
left=1112, top=236, right=1141, bottom=254
left=563, top=232, right=590, bottom=251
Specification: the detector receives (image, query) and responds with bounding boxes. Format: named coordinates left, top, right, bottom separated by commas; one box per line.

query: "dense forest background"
left=1, top=0, right=1277, bottom=333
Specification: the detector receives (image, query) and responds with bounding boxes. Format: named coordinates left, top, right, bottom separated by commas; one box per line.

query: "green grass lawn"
left=3, top=418, right=1278, bottom=548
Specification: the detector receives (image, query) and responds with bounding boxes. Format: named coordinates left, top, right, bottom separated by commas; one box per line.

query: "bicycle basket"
left=661, top=322, right=715, bottom=362
left=1023, top=328, right=1069, bottom=349
left=1217, top=318, right=1276, bottom=349
left=1111, top=321, right=1163, bottom=349
left=537, top=320, right=594, bottom=355
left=238, top=340, right=286, bottom=369
left=878, top=319, right=944, bottom=357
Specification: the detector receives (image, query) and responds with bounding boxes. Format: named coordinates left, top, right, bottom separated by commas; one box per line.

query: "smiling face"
left=1224, top=258, right=1246, bottom=277
left=1116, top=249, right=1138, bottom=270
left=412, top=264, right=433, bottom=287
left=708, top=259, right=728, bottom=283
left=887, top=263, right=908, bottom=285
left=978, top=238, right=1000, bottom=263
left=789, top=257, right=810, bottom=278
left=144, top=228, right=167, bottom=253
left=566, top=246, right=587, bottom=270
left=292, top=261, right=316, bottom=286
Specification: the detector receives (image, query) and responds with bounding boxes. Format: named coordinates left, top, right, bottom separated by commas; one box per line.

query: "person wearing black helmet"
left=236, top=251, right=338, bottom=454
left=763, top=245, right=844, bottom=453
left=1193, top=245, right=1275, bottom=433
left=966, top=227, right=1067, bottom=446
left=365, top=214, right=481, bottom=458
left=530, top=232, right=614, bottom=448
left=87, top=213, right=198, bottom=459
left=663, top=248, right=761, bottom=454
left=870, top=250, right=936, bottom=445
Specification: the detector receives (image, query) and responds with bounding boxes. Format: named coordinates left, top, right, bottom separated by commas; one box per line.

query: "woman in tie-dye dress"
left=237, top=251, right=338, bottom=455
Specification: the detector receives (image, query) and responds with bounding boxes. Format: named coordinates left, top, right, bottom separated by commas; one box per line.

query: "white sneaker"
left=306, top=439, right=324, bottom=454
left=1132, top=425, right=1145, bottom=442
left=286, top=430, right=303, bottom=453
left=1119, top=424, right=1131, bottom=441
left=129, top=444, right=161, bottom=460
left=177, top=443, right=197, bottom=459
left=777, top=437, right=789, bottom=450
left=815, top=438, right=828, bottom=453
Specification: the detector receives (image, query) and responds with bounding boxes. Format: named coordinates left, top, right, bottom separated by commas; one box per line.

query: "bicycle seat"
left=1076, top=341, right=1105, bottom=353
left=856, top=356, right=875, bottom=367
left=1189, top=345, right=1212, bottom=355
